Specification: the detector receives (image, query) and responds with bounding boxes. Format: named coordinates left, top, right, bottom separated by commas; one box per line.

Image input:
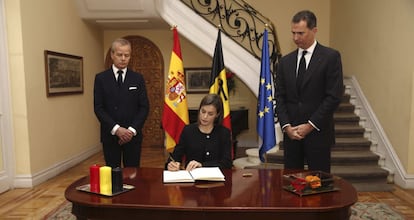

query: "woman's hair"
left=198, top=94, right=224, bottom=125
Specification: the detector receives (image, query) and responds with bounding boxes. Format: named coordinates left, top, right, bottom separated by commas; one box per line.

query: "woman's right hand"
left=167, top=161, right=181, bottom=171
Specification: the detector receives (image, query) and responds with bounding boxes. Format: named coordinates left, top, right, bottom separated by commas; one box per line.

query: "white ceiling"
left=75, top=0, right=262, bottom=94
left=75, top=0, right=169, bottom=29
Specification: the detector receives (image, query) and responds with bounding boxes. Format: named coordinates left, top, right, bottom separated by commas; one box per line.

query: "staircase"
left=158, top=0, right=273, bottom=95
left=157, top=1, right=396, bottom=190
left=238, top=82, right=393, bottom=191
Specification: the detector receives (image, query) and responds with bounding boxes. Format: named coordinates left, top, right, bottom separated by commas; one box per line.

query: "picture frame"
left=185, top=67, right=211, bottom=93
left=44, top=50, right=83, bottom=96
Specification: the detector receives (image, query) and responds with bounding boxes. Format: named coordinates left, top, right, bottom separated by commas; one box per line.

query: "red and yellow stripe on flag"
left=162, top=27, right=189, bottom=152
left=209, top=30, right=233, bottom=157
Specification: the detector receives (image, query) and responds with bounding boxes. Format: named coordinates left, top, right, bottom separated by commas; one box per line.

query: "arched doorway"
left=105, top=35, right=164, bottom=148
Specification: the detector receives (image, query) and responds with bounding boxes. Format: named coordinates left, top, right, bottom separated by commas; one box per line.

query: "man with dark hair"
left=275, top=10, right=344, bottom=173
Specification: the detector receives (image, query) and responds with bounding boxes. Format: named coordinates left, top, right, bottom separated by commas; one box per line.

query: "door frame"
left=0, top=0, right=15, bottom=193
left=104, top=35, right=165, bottom=148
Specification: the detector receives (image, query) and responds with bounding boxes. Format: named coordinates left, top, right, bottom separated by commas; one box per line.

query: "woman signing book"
left=165, top=94, right=232, bottom=171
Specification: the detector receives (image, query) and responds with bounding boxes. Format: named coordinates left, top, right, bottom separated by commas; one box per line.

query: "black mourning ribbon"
left=218, top=78, right=228, bottom=101
left=296, top=50, right=307, bottom=94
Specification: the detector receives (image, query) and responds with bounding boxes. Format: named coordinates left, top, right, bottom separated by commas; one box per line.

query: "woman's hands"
left=167, top=160, right=202, bottom=171
left=186, top=160, right=202, bottom=171
left=167, top=161, right=181, bottom=171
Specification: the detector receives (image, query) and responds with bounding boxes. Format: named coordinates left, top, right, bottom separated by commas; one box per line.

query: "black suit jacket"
left=94, top=68, right=149, bottom=142
left=275, top=43, right=343, bottom=146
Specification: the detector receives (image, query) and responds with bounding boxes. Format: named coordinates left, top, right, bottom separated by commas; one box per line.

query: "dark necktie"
left=117, top=70, right=123, bottom=88
left=296, top=50, right=307, bottom=93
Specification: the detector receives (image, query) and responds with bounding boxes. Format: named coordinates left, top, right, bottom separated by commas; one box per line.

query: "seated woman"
left=166, top=94, right=233, bottom=171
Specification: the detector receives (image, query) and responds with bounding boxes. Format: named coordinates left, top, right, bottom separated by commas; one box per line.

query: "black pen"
left=169, top=153, right=176, bottom=162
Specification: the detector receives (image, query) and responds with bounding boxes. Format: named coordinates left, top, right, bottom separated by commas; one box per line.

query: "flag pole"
left=264, top=23, right=268, bottom=171
left=265, top=23, right=269, bottom=170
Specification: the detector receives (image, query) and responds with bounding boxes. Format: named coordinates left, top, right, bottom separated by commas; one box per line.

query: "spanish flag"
left=162, top=27, right=189, bottom=152
left=209, top=30, right=233, bottom=155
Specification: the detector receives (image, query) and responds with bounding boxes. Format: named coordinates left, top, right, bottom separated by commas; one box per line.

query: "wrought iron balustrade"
left=180, top=0, right=281, bottom=75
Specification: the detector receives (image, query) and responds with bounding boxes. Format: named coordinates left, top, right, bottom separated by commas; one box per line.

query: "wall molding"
left=0, top=0, right=14, bottom=194
left=13, top=145, right=101, bottom=188
left=346, top=76, right=414, bottom=189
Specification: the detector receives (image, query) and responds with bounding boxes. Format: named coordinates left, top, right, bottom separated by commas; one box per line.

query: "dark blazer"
left=94, top=68, right=149, bottom=142
left=276, top=43, right=344, bottom=146
left=166, top=123, right=233, bottom=169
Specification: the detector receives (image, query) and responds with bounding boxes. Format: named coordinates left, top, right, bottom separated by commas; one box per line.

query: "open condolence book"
left=163, top=167, right=225, bottom=183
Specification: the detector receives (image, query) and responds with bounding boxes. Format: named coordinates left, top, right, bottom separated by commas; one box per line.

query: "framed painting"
left=185, top=67, right=211, bottom=93
left=44, top=50, right=83, bottom=96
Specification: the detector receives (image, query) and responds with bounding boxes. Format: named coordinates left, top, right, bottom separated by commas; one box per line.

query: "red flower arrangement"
left=226, top=71, right=236, bottom=93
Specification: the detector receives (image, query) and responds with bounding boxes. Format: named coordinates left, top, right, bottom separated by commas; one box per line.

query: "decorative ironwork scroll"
left=180, top=0, right=282, bottom=74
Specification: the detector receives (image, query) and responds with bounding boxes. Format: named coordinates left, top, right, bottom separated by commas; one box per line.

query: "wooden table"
left=65, top=167, right=357, bottom=220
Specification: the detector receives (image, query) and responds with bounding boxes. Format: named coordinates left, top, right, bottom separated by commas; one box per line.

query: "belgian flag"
left=209, top=30, right=233, bottom=157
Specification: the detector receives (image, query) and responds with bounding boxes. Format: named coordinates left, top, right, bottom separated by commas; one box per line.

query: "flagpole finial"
left=264, top=23, right=269, bottom=30
left=170, top=25, right=177, bottom=30
left=217, top=24, right=222, bottom=29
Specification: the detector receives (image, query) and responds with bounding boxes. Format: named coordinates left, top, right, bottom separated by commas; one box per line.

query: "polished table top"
left=65, top=167, right=357, bottom=219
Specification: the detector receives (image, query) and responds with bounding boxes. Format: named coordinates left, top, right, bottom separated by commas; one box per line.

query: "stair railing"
left=179, top=0, right=281, bottom=78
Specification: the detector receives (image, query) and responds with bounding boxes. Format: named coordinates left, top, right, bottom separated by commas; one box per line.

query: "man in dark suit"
left=275, top=10, right=344, bottom=173
left=94, top=38, right=149, bottom=168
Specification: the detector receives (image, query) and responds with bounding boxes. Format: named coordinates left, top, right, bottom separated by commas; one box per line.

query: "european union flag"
left=257, top=29, right=276, bottom=162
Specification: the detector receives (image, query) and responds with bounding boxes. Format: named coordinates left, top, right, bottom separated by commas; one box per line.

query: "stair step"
left=335, top=124, right=365, bottom=137
left=334, top=112, right=360, bottom=125
left=330, top=151, right=379, bottom=165
left=341, top=93, right=351, bottom=103
left=266, top=150, right=379, bottom=166
left=331, top=165, right=389, bottom=183
left=333, top=137, right=371, bottom=151
left=336, top=103, right=355, bottom=113
left=280, top=137, right=371, bottom=151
